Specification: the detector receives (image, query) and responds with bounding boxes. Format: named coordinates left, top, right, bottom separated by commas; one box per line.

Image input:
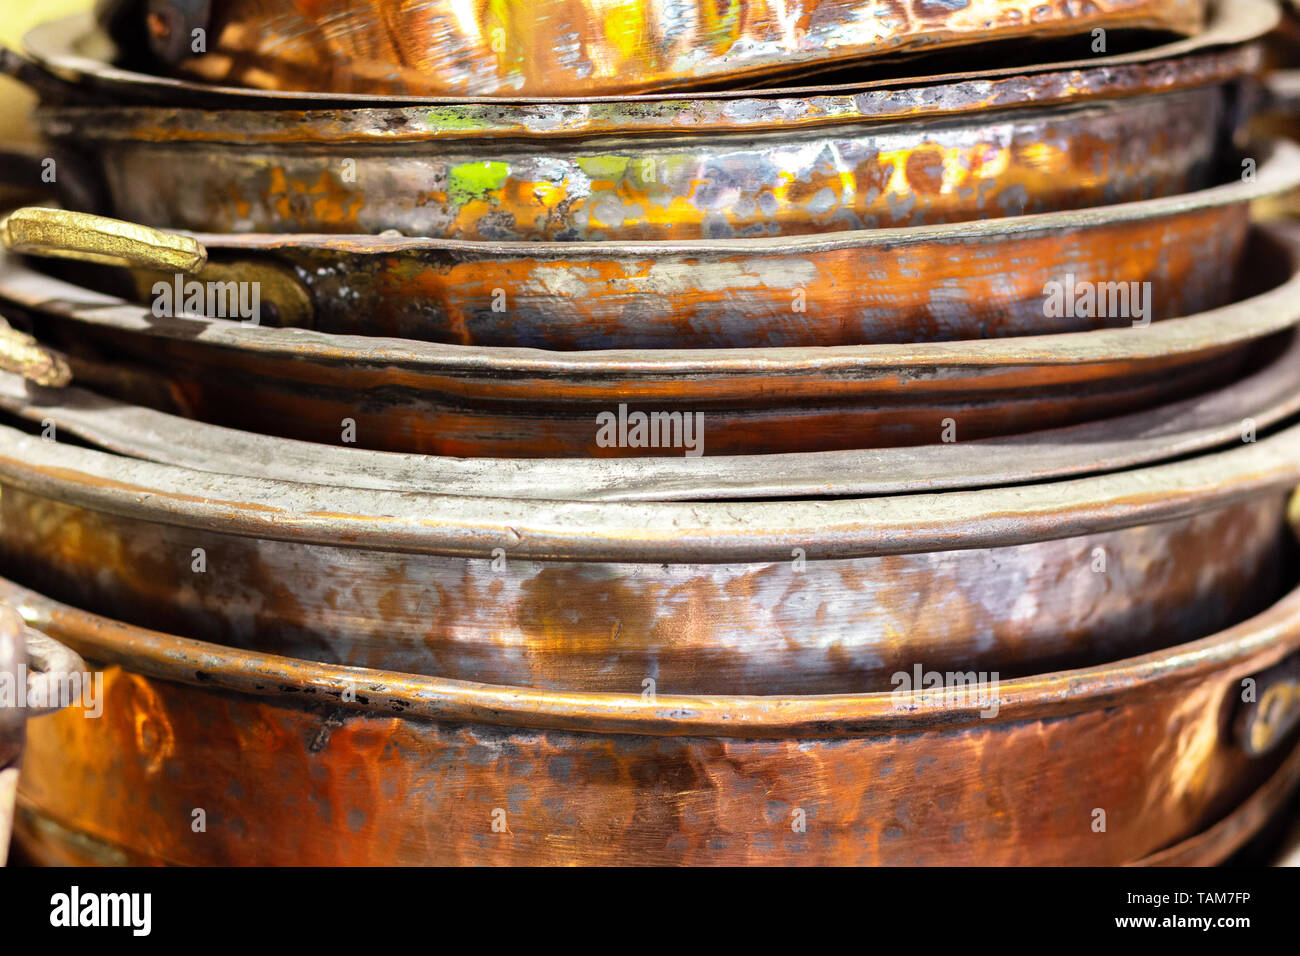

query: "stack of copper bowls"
left=2, top=0, right=1300, bottom=865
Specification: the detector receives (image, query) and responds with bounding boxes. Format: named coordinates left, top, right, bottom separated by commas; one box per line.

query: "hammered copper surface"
left=41, top=63, right=1244, bottom=241
left=132, top=0, right=1207, bottom=97
left=8, top=574, right=1300, bottom=866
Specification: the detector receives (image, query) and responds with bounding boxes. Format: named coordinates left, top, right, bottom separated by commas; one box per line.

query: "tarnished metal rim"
left=0, top=412, right=1298, bottom=562
left=4, top=325, right=1300, bottom=502
left=5, top=573, right=1299, bottom=738
left=18, top=0, right=1276, bottom=109
left=168, top=137, right=1300, bottom=259
left=5, top=215, right=1300, bottom=381
left=36, top=47, right=1260, bottom=142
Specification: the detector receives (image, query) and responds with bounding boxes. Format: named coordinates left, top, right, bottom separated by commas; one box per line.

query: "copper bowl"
left=8, top=136, right=1299, bottom=352
left=100, top=0, right=1209, bottom=98
left=8, top=571, right=1300, bottom=865
left=29, top=52, right=1251, bottom=242
left=1, top=397, right=1298, bottom=694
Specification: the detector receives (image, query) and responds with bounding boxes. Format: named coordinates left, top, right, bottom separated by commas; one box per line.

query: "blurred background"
left=0, top=0, right=89, bottom=144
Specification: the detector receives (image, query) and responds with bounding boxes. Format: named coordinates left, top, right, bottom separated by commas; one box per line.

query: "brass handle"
left=0, top=206, right=206, bottom=272
left=0, top=316, right=70, bottom=387
left=1235, top=653, right=1300, bottom=757
left=0, top=207, right=314, bottom=328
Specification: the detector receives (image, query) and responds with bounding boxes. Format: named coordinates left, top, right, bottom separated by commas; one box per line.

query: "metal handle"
left=1235, top=652, right=1300, bottom=756
left=0, top=44, right=84, bottom=103
left=0, top=207, right=313, bottom=328
left=0, top=315, right=70, bottom=387
left=0, top=604, right=89, bottom=720
left=0, top=206, right=206, bottom=272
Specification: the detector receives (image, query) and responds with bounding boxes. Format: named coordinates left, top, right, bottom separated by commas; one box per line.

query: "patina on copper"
left=0, top=411, right=1298, bottom=695
left=106, top=0, right=1207, bottom=97
left=6, top=222, right=1300, bottom=457
left=7, top=571, right=1300, bottom=865
left=34, top=53, right=1252, bottom=241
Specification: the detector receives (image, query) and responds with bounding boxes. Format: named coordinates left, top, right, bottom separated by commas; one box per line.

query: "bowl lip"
left=31, top=44, right=1252, bottom=141
left=5, top=323, right=1300, bottom=502
left=1, top=400, right=1299, bottom=562
left=8, top=572, right=1299, bottom=738
left=20, top=0, right=1270, bottom=110
left=6, top=215, right=1300, bottom=378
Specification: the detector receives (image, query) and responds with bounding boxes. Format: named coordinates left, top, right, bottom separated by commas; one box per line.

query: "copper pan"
left=21, top=1, right=1265, bottom=108
left=5, top=222, right=1300, bottom=457
left=1, top=408, right=1299, bottom=694
left=5, top=318, right=1300, bottom=500
left=28, top=54, right=1253, bottom=242
left=8, top=571, right=1300, bottom=865
left=97, top=0, right=1208, bottom=98
left=8, top=137, right=1298, bottom=352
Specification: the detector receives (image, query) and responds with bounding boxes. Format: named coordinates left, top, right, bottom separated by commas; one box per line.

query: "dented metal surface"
left=0, top=0, right=1293, bottom=869
left=38, top=59, right=1249, bottom=241
left=7, top=572, right=1300, bottom=864
left=124, top=0, right=1207, bottom=97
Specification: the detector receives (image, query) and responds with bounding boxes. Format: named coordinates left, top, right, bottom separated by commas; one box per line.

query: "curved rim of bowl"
left=1, top=322, right=1297, bottom=502
left=6, top=572, right=1299, bottom=738
left=0, top=403, right=1298, bottom=561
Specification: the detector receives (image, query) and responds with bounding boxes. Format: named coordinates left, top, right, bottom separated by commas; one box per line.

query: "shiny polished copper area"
left=0, top=412, right=1298, bottom=695
left=126, top=0, right=1207, bottom=97
left=9, top=574, right=1300, bottom=865
left=36, top=51, right=1251, bottom=241
left=21, top=1, right=1270, bottom=108
left=11, top=139, right=1300, bottom=354
left=7, top=223, right=1300, bottom=457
